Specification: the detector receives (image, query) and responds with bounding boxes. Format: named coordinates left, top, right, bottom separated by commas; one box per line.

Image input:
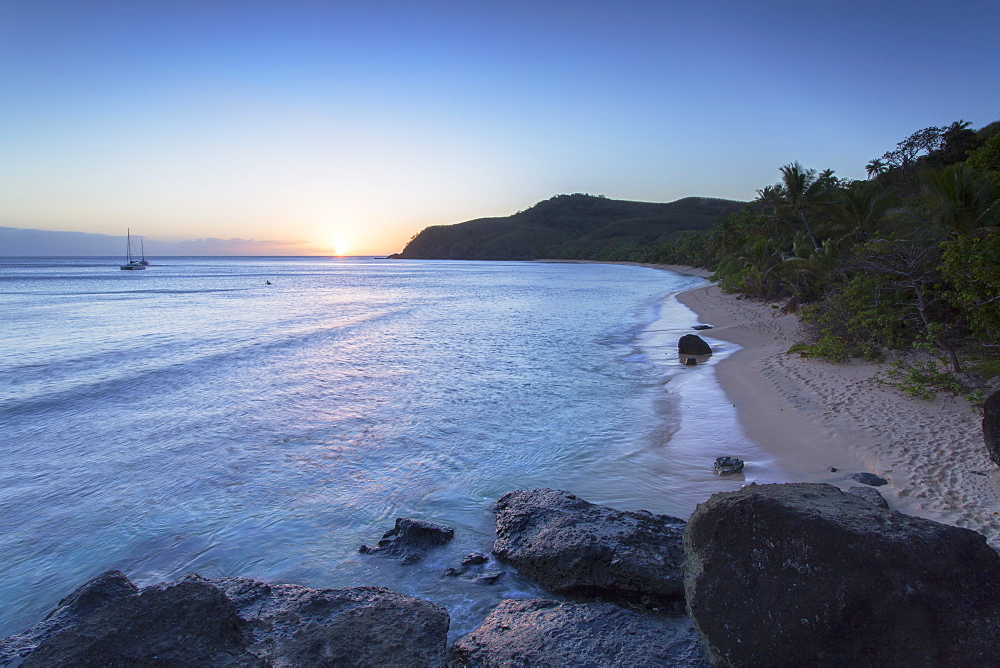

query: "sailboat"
left=120, top=229, right=147, bottom=270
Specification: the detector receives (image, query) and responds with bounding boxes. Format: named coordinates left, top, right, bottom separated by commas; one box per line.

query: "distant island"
left=388, top=193, right=746, bottom=260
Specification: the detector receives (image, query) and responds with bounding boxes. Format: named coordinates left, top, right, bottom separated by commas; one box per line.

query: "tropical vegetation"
left=634, top=119, right=1000, bottom=399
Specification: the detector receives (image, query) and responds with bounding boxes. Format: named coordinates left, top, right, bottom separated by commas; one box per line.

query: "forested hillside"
left=389, top=194, right=745, bottom=260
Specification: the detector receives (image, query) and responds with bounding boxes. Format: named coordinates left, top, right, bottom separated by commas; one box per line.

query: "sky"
left=2, top=0, right=999, bottom=256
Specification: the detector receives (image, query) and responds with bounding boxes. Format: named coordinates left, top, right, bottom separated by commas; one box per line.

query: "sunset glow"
left=2, top=1, right=998, bottom=256
left=330, top=239, right=351, bottom=257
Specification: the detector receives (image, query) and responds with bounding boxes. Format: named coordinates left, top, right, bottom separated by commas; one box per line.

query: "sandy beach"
left=666, top=272, right=1000, bottom=549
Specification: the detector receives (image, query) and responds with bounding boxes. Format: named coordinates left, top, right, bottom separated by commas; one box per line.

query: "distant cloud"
left=0, top=227, right=327, bottom=256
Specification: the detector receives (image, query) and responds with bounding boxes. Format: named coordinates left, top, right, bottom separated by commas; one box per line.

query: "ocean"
left=0, top=256, right=772, bottom=639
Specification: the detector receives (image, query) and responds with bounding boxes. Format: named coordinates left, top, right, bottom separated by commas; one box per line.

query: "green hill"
left=389, top=193, right=747, bottom=260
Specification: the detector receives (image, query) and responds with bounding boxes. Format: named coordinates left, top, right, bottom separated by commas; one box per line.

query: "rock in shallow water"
left=684, top=482, right=1000, bottom=666
left=849, top=471, right=888, bottom=486
left=449, top=599, right=710, bottom=667
left=678, top=334, right=712, bottom=355
left=359, top=517, right=455, bottom=565
left=492, top=488, right=687, bottom=605
left=713, top=456, right=744, bottom=475
left=475, top=571, right=504, bottom=584
left=461, top=551, right=489, bottom=566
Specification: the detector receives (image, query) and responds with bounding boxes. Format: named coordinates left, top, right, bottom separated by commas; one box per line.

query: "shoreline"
left=668, top=276, right=1000, bottom=548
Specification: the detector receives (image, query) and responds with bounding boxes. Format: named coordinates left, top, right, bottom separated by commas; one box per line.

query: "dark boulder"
left=4, top=572, right=451, bottom=667
left=847, top=485, right=889, bottom=508
left=492, top=489, right=687, bottom=605
left=449, top=599, right=710, bottom=667
left=713, top=456, right=744, bottom=475
left=678, top=334, right=712, bottom=356
left=212, top=578, right=449, bottom=666
left=359, top=517, right=454, bottom=565
left=21, top=575, right=252, bottom=667
left=50, top=569, right=139, bottom=619
left=849, top=471, right=888, bottom=486
left=692, top=324, right=714, bottom=330
left=684, top=482, right=1000, bottom=666
left=985, top=389, right=1000, bottom=467
left=0, top=570, right=140, bottom=665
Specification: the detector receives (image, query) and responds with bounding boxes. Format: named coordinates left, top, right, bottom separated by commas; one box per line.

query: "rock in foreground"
left=684, top=482, right=1000, bottom=666
left=212, top=577, right=449, bottom=666
left=449, top=599, right=709, bottom=667
left=847, top=485, right=889, bottom=508
left=0, top=570, right=139, bottom=664
left=19, top=576, right=252, bottom=667
left=3, top=572, right=449, bottom=667
left=492, top=489, right=687, bottom=605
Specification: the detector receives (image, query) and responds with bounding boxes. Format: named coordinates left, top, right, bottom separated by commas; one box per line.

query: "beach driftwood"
left=492, top=488, right=687, bottom=605
left=684, top=482, right=1000, bottom=666
left=449, top=599, right=709, bottom=667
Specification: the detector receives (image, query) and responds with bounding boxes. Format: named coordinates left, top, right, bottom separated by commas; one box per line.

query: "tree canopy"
left=633, top=119, right=1000, bottom=396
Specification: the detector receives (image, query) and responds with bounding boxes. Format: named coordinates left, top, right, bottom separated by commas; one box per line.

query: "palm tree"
left=777, top=162, right=830, bottom=250
left=866, top=158, right=887, bottom=179
left=754, top=184, right=783, bottom=209
left=921, top=163, right=1000, bottom=235
left=779, top=238, right=841, bottom=301
left=825, top=179, right=897, bottom=245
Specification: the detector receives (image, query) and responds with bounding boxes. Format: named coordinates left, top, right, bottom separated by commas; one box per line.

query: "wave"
left=0, top=303, right=415, bottom=419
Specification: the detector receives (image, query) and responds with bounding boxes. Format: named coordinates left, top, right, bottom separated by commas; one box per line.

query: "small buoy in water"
left=685, top=357, right=697, bottom=366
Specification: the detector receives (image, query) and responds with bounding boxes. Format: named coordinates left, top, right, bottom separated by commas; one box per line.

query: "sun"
left=330, top=238, right=350, bottom=256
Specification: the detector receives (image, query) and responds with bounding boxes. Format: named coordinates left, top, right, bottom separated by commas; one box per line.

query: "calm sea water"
left=0, top=256, right=773, bottom=639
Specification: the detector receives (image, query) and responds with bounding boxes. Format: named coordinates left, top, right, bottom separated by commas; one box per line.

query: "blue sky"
left=2, top=0, right=998, bottom=255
